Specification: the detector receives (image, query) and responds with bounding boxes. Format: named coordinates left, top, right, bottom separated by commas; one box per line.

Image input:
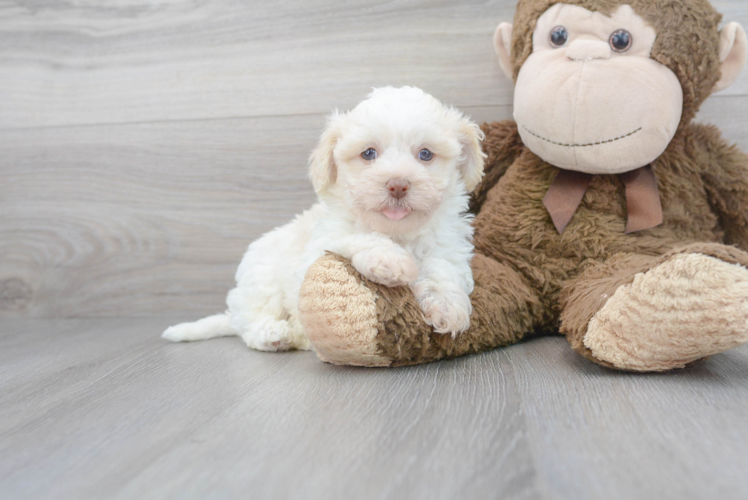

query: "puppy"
left=163, top=86, right=485, bottom=351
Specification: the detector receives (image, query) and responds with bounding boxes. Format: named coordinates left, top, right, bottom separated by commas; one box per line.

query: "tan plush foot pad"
left=585, top=253, right=748, bottom=371
left=299, top=254, right=392, bottom=367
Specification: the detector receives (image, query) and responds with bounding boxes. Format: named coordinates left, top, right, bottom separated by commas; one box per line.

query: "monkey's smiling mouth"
left=521, top=125, right=643, bottom=148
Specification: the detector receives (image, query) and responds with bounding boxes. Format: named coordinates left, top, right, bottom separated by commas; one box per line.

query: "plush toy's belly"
left=473, top=153, right=723, bottom=299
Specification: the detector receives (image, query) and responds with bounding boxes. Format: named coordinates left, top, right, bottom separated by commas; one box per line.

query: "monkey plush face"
left=494, top=0, right=748, bottom=175
left=513, top=4, right=681, bottom=174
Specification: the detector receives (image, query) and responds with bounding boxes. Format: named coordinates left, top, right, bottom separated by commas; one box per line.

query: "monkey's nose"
left=566, top=39, right=611, bottom=61
left=386, top=179, right=410, bottom=200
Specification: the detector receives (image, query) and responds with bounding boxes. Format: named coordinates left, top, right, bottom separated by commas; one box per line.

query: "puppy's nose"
left=386, top=179, right=410, bottom=200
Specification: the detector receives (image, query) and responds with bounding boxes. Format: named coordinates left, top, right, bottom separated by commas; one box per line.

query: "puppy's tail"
left=162, top=313, right=235, bottom=342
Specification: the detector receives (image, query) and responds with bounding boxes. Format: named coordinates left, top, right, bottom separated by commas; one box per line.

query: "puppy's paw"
left=352, top=247, right=419, bottom=287
left=413, top=284, right=472, bottom=336
left=240, top=316, right=311, bottom=352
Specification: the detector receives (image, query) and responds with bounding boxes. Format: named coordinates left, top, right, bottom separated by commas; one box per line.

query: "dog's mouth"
left=381, top=206, right=412, bottom=221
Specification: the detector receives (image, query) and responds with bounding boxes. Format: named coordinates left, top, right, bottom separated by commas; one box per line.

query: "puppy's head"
left=309, top=86, right=485, bottom=234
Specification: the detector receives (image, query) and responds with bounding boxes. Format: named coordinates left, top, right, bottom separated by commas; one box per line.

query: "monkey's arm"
left=470, top=120, right=524, bottom=214
left=695, top=124, right=748, bottom=250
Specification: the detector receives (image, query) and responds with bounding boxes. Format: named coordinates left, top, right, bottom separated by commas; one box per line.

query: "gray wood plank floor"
left=2, top=318, right=748, bottom=500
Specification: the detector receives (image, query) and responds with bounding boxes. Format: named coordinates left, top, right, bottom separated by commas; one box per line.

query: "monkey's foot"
left=299, top=254, right=391, bottom=367
left=584, top=253, right=748, bottom=371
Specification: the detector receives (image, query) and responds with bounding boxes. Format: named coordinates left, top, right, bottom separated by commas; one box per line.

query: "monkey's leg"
left=561, top=244, right=748, bottom=372
left=298, top=253, right=547, bottom=367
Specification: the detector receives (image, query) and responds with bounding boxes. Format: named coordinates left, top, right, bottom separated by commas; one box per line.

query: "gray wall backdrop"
left=2, top=0, right=748, bottom=319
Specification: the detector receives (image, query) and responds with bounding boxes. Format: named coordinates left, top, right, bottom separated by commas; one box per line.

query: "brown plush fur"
left=469, top=121, right=525, bottom=214
left=299, top=0, right=748, bottom=370
left=472, top=122, right=744, bottom=317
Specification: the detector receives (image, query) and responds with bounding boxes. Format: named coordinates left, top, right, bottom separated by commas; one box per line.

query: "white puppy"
left=163, top=86, right=485, bottom=351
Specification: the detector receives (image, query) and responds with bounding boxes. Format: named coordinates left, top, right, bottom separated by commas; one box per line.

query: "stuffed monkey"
left=298, top=0, right=748, bottom=371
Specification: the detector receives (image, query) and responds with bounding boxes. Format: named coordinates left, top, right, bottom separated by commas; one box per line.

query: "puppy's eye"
left=419, top=149, right=434, bottom=162
left=361, top=148, right=378, bottom=161
left=610, top=29, right=632, bottom=52
left=549, top=26, right=569, bottom=48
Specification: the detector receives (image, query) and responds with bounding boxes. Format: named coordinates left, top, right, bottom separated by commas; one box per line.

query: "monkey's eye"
left=549, top=26, right=569, bottom=48
left=419, top=149, right=434, bottom=162
left=361, top=148, right=378, bottom=161
left=610, top=29, right=633, bottom=52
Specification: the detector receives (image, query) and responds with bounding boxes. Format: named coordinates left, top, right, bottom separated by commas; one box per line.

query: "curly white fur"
left=163, top=86, right=486, bottom=351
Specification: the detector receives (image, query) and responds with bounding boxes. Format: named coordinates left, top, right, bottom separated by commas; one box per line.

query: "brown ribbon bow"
left=543, top=165, right=663, bottom=234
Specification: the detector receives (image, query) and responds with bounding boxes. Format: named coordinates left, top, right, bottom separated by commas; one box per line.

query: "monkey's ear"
left=309, top=112, right=344, bottom=194
left=714, top=22, right=748, bottom=93
left=458, top=119, right=487, bottom=192
left=493, top=22, right=514, bottom=80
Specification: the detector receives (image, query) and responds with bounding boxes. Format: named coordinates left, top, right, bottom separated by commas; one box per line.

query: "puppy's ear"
left=458, top=118, right=486, bottom=192
left=309, top=111, right=345, bottom=194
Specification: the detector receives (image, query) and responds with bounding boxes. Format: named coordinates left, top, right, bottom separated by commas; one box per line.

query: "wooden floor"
left=2, top=318, right=748, bottom=500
